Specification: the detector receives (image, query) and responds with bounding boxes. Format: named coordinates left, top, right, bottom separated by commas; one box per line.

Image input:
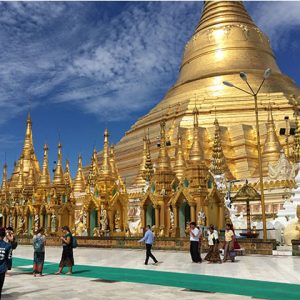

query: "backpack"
left=33, top=237, right=44, bottom=252
left=72, top=236, right=78, bottom=249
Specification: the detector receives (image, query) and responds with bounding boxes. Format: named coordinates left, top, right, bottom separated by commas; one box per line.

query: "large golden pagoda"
left=114, top=0, right=300, bottom=186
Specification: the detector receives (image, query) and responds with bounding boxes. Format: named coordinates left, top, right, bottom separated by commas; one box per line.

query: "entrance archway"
left=146, top=203, right=155, bottom=227
left=179, top=201, right=190, bottom=237
left=61, top=208, right=70, bottom=228
left=89, top=208, right=98, bottom=236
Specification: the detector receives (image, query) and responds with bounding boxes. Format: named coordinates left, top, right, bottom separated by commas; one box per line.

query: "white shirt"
left=207, top=230, right=219, bottom=246
left=190, top=227, right=200, bottom=241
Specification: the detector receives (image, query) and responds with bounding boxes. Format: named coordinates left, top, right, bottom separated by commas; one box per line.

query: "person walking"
left=55, top=226, right=74, bottom=275
left=223, top=223, right=235, bottom=262
left=138, top=225, right=158, bottom=265
left=33, top=228, right=46, bottom=277
left=204, top=225, right=221, bottom=263
left=0, top=227, right=12, bottom=298
left=189, top=222, right=201, bottom=263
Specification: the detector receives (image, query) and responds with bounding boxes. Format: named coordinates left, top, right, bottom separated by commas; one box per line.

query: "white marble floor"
left=2, top=246, right=299, bottom=300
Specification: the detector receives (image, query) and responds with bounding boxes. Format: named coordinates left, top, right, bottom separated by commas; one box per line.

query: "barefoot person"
left=33, top=228, right=46, bottom=277
left=138, top=225, right=158, bottom=265
left=189, top=222, right=201, bottom=263
left=204, top=225, right=221, bottom=264
left=4, top=227, right=17, bottom=274
left=0, top=227, right=12, bottom=297
left=56, top=226, right=74, bottom=275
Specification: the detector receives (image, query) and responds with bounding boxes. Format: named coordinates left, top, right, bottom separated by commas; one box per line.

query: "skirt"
left=204, top=244, right=221, bottom=263
left=59, top=246, right=74, bottom=268
left=34, top=252, right=45, bottom=266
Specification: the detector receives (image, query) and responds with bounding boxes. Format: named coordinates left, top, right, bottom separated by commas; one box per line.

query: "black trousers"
left=145, top=244, right=158, bottom=264
left=0, top=272, right=6, bottom=299
left=190, top=241, right=201, bottom=262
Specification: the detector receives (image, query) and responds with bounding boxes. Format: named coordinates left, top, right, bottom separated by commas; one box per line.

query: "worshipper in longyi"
left=56, top=226, right=74, bottom=275
left=204, top=225, right=221, bottom=264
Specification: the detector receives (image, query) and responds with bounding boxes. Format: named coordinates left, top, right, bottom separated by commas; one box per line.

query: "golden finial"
left=210, top=118, right=226, bottom=175
left=100, top=128, right=112, bottom=176
left=53, top=142, right=64, bottom=185
left=39, top=144, right=51, bottom=186
left=294, top=114, right=300, bottom=163
left=258, top=103, right=282, bottom=176
left=189, top=107, right=203, bottom=162
left=64, top=159, right=73, bottom=187
left=174, top=133, right=186, bottom=181
left=73, top=155, right=86, bottom=193
left=156, top=119, right=172, bottom=172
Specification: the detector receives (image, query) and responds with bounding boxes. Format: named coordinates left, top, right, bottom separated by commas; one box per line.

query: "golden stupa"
left=114, top=0, right=300, bottom=186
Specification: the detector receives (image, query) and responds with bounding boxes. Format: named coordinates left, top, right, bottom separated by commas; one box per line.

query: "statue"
left=93, top=227, right=100, bottom=237
left=159, top=225, right=165, bottom=237
left=114, top=211, right=121, bottom=231
left=75, top=216, right=87, bottom=236
left=197, top=210, right=206, bottom=226
left=51, top=213, right=57, bottom=233
left=283, top=205, right=300, bottom=245
left=100, top=208, right=108, bottom=231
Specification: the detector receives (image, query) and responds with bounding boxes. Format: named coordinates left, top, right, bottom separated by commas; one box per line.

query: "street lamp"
left=223, top=68, right=271, bottom=240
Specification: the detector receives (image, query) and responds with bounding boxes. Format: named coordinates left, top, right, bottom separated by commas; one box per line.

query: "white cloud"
left=250, top=1, right=300, bottom=50
left=0, top=2, right=201, bottom=123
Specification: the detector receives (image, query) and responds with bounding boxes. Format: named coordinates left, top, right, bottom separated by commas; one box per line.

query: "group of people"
left=137, top=222, right=239, bottom=266
left=189, top=222, right=239, bottom=264
left=32, top=226, right=75, bottom=277
left=0, top=222, right=238, bottom=297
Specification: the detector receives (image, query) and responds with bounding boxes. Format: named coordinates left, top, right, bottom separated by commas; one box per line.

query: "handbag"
left=229, top=250, right=236, bottom=258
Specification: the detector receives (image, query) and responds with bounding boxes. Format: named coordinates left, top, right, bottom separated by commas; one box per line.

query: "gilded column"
left=141, top=207, right=146, bottom=232
left=58, top=214, right=62, bottom=231
left=47, top=214, right=51, bottom=230
left=154, top=206, right=160, bottom=228
left=159, top=204, right=165, bottom=227
left=190, top=205, right=196, bottom=222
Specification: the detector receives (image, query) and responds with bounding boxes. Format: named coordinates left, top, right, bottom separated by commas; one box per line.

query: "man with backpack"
left=32, top=228, right=46, bottom=277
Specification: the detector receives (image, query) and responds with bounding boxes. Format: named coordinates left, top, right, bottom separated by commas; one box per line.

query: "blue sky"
left=0, top=1, right=300, bottom=178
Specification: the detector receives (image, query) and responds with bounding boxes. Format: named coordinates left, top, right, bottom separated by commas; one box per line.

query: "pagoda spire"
left=53, top=143, right=64, bottom=185
left=189, top=107, right=203, bottom=162
left=294, top=114, right=300, bottom=163
left=174, top=133, right=186, bottom=181
left=135, top=136, right=148, bottom=185
left=22, top=112, right=34, bottom=160
left=156, top=120, right=172, bottom=172
left=210, top=118, right=226, bottom=175
left=1, top=163, right=8, bottom=192
left=39, top=144, right=51, bottom=187
left=92, top=147, right=99, bottom=176
left=73, top=155, right=86, bottom=193
left=64, top=159, right=72, bottom=187
left=100, top=128, right=112, bottom=176
left=259, top=104, right=282, bottom=176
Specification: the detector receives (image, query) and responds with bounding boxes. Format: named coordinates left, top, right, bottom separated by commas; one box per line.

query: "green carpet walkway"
left=13, top=257, right=300, bottom=300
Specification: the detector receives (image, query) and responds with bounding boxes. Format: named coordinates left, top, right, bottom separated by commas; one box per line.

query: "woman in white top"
left=204, top=225, right=221, bottom=263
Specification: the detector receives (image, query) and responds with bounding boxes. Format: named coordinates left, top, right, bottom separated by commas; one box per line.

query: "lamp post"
left=223, top=68, right=271, bottom=240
